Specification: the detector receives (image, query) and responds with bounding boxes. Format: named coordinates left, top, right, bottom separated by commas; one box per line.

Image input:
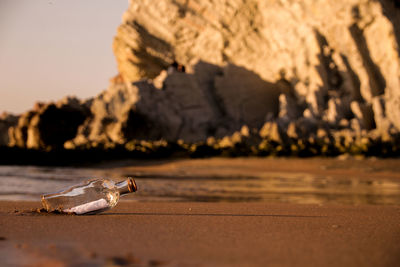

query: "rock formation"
left=8, top=97, right=90, bottom=150
left=0, top=113, right=18, bottom=147
left=113, top=0, right=400, bottom=131
left=2, top=0, right=400, bottom=157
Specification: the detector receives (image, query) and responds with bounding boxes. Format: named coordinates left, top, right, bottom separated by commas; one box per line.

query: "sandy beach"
left=1, top=157, right=400, bottom=266
left=2, top=0, right=400, bottom=265
left=0, top=201, right=399, bottom=266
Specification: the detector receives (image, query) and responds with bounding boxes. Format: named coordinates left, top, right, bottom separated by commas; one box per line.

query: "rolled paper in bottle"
left=64, top=198, right=109, bottom=214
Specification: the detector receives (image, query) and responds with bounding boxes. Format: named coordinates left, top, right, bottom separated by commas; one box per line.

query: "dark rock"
left=9, top=97, right=89, bottom=149
left=0, top=112, right=18, bottom=147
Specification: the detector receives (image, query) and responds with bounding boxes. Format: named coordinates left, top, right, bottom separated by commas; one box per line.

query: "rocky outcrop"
left=0, top=113, right=18, bottom=147
left=8, top=97, right=90, bottom=149
left=66, top=61, right=285, bottom=148
left=1, top=0, right=400, bottom=157
left=113, top=0, right=400, bottom=132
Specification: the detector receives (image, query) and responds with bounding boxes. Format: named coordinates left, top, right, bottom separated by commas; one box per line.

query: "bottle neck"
left=115, top=178, right=137, bottom=196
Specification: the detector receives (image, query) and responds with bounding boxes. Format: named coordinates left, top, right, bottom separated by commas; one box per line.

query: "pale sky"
left=0, top=0, right=129, bottom=114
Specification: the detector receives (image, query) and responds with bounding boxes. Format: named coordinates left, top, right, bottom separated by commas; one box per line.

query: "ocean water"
left=1, top=161, right=400, bottom=205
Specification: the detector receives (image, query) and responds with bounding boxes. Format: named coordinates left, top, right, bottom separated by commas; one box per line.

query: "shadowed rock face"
left=70, top=61, right=284, bottom=146
left=33, top=104, right=88, bottom=148
left=1, top=0, right=400, bottom=154
left=8, top=98, right=90, bottom=150
left=0, top=113, right=18, bottom=146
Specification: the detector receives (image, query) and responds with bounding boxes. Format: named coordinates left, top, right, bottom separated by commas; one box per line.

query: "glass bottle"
left=41, top=177, right=137, bottom=215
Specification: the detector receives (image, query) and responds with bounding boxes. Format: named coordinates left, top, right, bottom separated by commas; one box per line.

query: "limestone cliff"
left=98, top=0, right=400, bottom=145
left=113, top=0, right=400, bottom=131
left=3, top=0, right=400, bottom=156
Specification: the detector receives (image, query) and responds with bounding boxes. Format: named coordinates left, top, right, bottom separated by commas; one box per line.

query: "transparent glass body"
left=41, top=178, right=137, bottom=215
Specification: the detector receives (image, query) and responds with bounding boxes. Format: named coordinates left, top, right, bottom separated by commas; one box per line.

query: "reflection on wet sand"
left=132, top=173, right=400, bottom=205
left=0, top=158, right=399, bottom=205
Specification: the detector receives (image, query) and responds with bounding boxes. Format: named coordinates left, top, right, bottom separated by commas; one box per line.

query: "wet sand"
left=1, top=201, right=399, bottom=266
left=2, top=157, right=400, bottom=204
left=100, top=157, right=400, bottom=182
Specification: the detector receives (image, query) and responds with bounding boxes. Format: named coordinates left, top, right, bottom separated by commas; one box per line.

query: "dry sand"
left=0, top=201, right=399, bottom=266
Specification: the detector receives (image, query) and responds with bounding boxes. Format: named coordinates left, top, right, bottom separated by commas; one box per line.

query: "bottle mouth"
left=127, top=177, right=137, bottom=192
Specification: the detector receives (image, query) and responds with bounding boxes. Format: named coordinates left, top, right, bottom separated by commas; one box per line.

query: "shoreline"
left=2, top=157, right=400, bottom=205
left=1, top=144, right=399, bottom=167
